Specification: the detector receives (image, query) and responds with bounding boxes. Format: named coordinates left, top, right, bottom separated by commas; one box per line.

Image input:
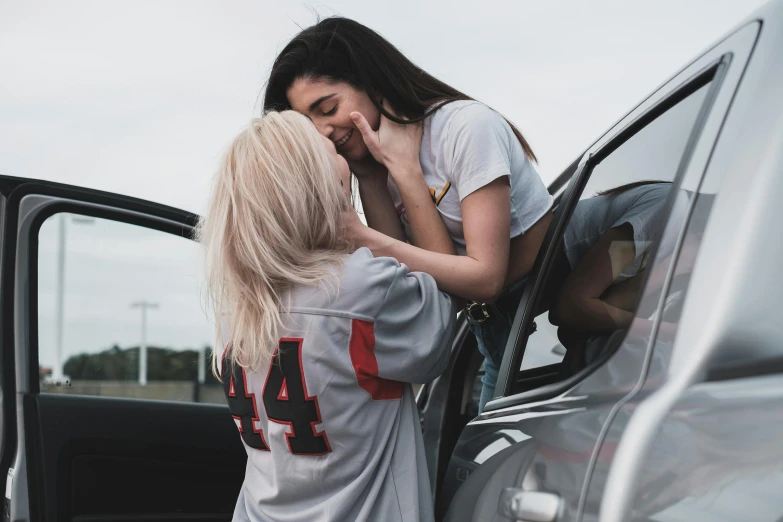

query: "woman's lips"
left=335, top=129, right=353, bottom=148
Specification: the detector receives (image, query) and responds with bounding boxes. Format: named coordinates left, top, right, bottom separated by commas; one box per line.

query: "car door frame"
left=437, top=18, right=761, bottom=520
left=0, top=176, right=246, bottom=522
left=416, top=157, right=580, bottom=503
left=491, top=20, right=760, bottom=412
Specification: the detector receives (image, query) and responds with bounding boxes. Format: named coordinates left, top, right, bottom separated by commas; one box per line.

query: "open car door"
left=0, top=176, right=246, bottom=522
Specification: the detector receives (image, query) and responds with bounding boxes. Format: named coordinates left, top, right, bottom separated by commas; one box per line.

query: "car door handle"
left=498, top=488, right=563, bottom=522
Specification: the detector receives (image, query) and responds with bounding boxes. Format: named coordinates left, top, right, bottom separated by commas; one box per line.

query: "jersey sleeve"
left=446, top=103, right=514, bottom=201
left=368, top=258, right=457, bottom=384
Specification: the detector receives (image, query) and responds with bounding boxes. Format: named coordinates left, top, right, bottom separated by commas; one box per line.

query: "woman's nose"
left=314, top=120, right=334, bottom=138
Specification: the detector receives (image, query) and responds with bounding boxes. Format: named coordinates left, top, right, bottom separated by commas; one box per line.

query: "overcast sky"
left=0, top=0, right=769, bottom=374
left=0, top=0, right=768, bottom=213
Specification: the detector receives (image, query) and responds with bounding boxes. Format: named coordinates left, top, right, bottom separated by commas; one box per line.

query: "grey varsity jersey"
left=219, top=248, right=457, bottom=522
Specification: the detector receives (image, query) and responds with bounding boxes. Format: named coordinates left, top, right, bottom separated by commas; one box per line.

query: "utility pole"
left=131, top=301, right=159, bottom=385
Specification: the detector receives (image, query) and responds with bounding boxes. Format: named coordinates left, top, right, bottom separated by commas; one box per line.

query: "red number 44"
left=222, top=338, right=331, bottom=456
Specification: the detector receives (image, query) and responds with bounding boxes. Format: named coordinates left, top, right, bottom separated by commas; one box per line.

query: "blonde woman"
left=198, top=111, right=456, bottom=522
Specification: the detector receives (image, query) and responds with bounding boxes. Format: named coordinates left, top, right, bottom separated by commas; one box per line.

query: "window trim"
left=15, top=184, right=197, bottom=395
left=487, top=56, right=732, bottom=412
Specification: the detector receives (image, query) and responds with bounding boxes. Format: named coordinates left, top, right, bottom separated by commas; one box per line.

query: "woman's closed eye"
left=322, top=105, right=337, bottom=116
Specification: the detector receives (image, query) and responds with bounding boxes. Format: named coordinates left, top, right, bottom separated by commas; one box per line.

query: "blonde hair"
left=197, top=111, right=349, bottom=375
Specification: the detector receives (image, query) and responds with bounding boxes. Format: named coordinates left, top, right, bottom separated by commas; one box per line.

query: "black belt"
left=465, top=285, right=524, bottom=324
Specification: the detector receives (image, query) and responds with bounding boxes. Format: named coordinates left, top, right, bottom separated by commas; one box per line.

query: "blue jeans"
left=466, top=278, right=528, bottom=413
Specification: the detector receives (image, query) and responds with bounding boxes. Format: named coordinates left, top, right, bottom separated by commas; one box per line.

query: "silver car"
left=429, top=0, right=783, bottom=520
left=1, top=1, right=781, bottom=521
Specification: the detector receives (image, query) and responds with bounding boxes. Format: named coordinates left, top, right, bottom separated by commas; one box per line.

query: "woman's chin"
left=343, top=145, right=371, bottom=163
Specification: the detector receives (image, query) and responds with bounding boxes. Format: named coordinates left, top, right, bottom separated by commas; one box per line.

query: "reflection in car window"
left=551, top=184, right=688, bottom=367
left=515, top=82, right=710, bottom=389
left=37, top=213, right=221, bottom=403
left=639, top=193, right=713, bottom=387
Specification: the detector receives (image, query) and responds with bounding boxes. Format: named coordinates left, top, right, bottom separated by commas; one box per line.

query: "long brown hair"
left=263, top=17, right=537, bottom=162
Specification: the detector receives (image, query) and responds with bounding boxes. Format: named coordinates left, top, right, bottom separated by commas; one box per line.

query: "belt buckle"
left=467, top=302, right=490, bottom=324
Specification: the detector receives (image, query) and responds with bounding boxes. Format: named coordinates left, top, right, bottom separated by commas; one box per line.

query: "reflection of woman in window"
left=549, top=182, right=689, bottom=364
left=198, top=112, right=455, bottom=522
left=263, top=18, right=554, bottom=412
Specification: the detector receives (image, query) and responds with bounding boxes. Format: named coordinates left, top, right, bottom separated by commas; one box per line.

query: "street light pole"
left=131, top=301, right=159, bottom=385
left=198, top=346, right=206, bottom=384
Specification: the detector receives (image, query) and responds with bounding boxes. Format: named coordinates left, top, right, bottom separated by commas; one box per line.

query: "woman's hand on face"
left=336, top=159, right=352, bottom=202
left=350, top=102, right=423, bottom=180
left=340, top=200, right=367, bottom=250
left=346, top=154, right=388, bottom=183
left=336, top=166, right=365, bottom=249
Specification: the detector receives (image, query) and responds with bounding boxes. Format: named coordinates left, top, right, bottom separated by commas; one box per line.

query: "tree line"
left=62, top=344, right=220, bottom=383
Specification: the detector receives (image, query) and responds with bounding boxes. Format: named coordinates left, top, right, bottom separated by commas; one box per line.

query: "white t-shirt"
left=387, top=100, right=553, bottom=256
left=561, top=184, right=691, bottom=362
left=563, top=184, right=690, bottom=282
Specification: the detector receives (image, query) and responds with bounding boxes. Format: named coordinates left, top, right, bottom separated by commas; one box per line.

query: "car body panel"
left=441, top=13, right=765, bottom=522
left=623, top=375, right=783, bottom=522
left=595, top=1, right=783, bottom=519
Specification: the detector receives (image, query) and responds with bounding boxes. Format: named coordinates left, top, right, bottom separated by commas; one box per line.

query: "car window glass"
left=514, top=82, right=710, bottom=391
left=639, top=191, right=713, bottom=388
left=36, top=213, right=222, bottom=403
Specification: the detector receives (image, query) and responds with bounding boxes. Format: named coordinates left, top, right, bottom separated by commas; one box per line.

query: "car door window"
left=514, top=78, right=712, bottom=391
left=36, top=212, right=220, bottom=403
